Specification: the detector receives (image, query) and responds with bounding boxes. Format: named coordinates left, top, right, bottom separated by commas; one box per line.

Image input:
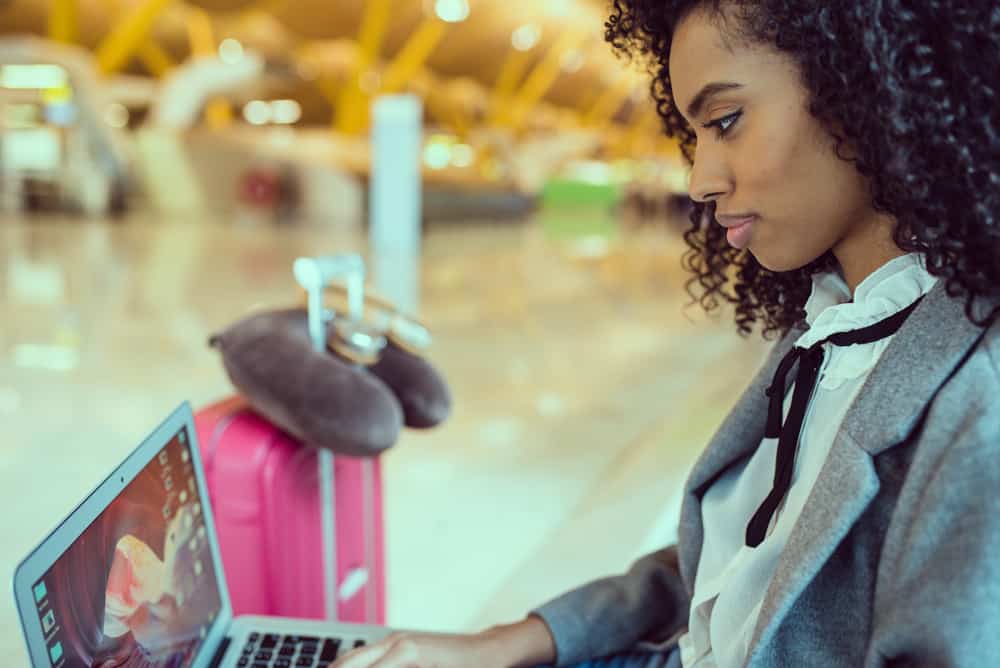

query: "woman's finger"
left=368, top=637, right=421, bottom=668
left=327, top=639, right=391, bottom=668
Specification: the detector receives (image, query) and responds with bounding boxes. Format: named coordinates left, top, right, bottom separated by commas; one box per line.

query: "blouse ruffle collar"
left=794, top=252, right=938, bottom=390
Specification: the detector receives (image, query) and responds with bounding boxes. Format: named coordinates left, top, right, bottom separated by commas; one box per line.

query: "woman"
left=332, top=1, right=1000, bottom=666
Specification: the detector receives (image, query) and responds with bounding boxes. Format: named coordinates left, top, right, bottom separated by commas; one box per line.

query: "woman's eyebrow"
left=685, top=81, right=744, bottom=119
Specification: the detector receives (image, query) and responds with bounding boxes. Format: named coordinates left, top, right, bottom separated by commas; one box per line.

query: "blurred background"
left=0, top=0, right=772, bottom=663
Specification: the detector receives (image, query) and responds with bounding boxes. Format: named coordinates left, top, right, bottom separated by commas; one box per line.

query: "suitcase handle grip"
left=293, top=255, right=365, bottom=352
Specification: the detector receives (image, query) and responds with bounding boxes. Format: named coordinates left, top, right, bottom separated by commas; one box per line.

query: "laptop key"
left=274, top=659, right=292, bottom=668
left=261, top=634, right=280, bottom=649
left=295, top=658, right=316, bottom=667
left=237, top=659, right=249, bottom=668
left=254, top=650, right=273, bottom=661
left=250, top=633, right=260, bottom=642
left=279, top=646, right=296, bottom=656
left=300, top=643, right=318, bottom=655
left=353, top=639, right=367, bottom=649
left=319, top=638, right=341, bottom=662
left=300, top=636, right=319, bottom=644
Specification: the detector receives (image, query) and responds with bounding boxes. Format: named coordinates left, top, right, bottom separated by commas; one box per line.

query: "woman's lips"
left=722, top=216, right=756, bottom=249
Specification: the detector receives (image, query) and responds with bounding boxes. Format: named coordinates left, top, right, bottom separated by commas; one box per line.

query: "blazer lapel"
left=745, top=280, right=994, bottom=665
left=678, top=325, right=804, bottom=589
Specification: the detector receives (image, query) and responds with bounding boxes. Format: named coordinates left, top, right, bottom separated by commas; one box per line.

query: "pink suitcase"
left=194, top=255, right=391, bottom=625
left=194, top=398, right=385, bottom=624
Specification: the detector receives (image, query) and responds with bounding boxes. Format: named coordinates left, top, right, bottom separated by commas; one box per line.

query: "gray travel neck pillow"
left=209, top=308, right=452, bottom=457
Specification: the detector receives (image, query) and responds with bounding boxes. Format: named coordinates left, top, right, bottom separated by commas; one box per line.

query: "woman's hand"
left=328, top=616, right=557, bottom=668
left=327, top=630, right=505, bottom=668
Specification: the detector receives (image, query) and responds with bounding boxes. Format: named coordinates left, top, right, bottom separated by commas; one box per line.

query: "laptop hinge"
left=207, top=636, right=232, bottom=668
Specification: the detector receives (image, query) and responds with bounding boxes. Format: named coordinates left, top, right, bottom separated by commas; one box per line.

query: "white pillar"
left=369, top=94, right=423, bottom=315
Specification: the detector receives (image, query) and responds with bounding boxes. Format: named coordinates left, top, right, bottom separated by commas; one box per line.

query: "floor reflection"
left=0, top=213, right=770, bottom=663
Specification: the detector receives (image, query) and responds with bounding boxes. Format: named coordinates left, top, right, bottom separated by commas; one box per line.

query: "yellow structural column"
left=488, top=48, right=531, bottom=125
left=336, top=0, right=393, bottom=134
left=137, top=42, right=175, bottom=77
left=504, top=30, right=587, bottom=130
left=48, top=0, right=78, bottom=44
left=186, top=7, right=232, bottom=128
left=380, top=17, right=448, bottom=94
left=584, top=80, right=635, bottom=127
left=624, top=110, right=661, bottom=154
left=96, top=0, right=174, bottom=74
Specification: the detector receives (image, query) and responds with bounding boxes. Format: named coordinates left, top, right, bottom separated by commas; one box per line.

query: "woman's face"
left=668, top=8, right=901, bottom=289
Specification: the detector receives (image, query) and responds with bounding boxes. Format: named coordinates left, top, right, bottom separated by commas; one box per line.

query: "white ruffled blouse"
left=678, top=252, right=939, bottom=668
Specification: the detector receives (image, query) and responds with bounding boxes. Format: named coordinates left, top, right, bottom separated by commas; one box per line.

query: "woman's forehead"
left=669, top=11, right=788, bottom=117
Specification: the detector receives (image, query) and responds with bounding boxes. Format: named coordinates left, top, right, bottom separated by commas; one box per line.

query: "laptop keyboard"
left=236, top=632, right=367, bottom=667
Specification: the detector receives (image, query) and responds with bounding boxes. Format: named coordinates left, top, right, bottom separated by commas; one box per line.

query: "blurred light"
left=568, top=160, right=612, bottom=185
left=12, top=344, right=78, bottom=372
left=511, top=24, right=542, bottom=51
left=2, top=128, right=61, bottom=170
left=104, top=102, right=130, bottom=128
left=44, top=102, right=77, bottom=126
left=537, top=393, right=567, bottom=418
left=219, top=38, right=245, bottom=64
left=8, top=258, right=65, bottom=304
left=423, top=141, right=451, bottom=170
left=451, top=143, right=475, bottom=168
left=1, top=64, right=68, bottom=90
left=560, top=50, right=586, bottom=73
left=434, top=0, right=469, bottom=22
left=243, top=99, right=272, bottom=125
left=544, top=0, right=572, bottom=17
left=570, top=235, right=611, bottom=259
left=271, top=99, right=301, bottom=124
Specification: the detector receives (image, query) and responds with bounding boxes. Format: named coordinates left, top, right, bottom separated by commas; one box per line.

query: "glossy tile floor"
left=0, top=212, right=771, bottom=665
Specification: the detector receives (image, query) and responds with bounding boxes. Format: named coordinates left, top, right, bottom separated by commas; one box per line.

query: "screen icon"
left=42, top=609, right=55, bottom=633
left=33, top=581, right=47, bottom=603
left=48, top=640, right=63, bottom=664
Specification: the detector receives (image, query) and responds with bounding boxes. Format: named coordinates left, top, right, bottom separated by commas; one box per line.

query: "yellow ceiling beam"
left=48, top=0, right=78, bottom=44
left=488, top=48, right=532, bottom=125
left=95, top=0, right=174, bottom=75
left=624, top=110, right=661, bottom=154
left=583, top=80, right=634, bottom=127
left=186, top=7, right=232, bottom=128
left=381, top=17, right=448, bottom=94
left=137, top=41, right=175, bottom=77
left=502, top=30, right=587, bottom=130
left=336, top=0, right=393, bottom=134
left=186, top=7, right=215, bottom=56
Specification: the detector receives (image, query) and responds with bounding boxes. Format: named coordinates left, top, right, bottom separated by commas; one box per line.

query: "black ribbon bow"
left=745, top=295, right=926, bottom=548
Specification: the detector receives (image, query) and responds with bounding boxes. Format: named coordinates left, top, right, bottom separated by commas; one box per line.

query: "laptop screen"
left=27, top=426, right=223, bottom=668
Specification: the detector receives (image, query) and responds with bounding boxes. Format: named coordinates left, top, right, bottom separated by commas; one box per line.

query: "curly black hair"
left=605, top=0, right=1000, bottom=339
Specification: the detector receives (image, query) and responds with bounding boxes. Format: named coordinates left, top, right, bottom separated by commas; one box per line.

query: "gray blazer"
left=533, top=278, right=1000, bottom=667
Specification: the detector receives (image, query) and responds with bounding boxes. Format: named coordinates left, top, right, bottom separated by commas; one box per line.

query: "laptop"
left=13, top=402, right=396, bottom=668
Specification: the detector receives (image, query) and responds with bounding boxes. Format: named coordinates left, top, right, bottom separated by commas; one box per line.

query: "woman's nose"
left=687, top=146, right=730, bottom=203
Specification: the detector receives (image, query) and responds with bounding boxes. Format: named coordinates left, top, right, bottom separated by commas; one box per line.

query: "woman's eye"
left=703, top=111, right=742, bottom=138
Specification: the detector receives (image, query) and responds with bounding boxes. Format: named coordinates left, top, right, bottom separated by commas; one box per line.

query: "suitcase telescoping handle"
left=293, top=254, right=381, bottom=624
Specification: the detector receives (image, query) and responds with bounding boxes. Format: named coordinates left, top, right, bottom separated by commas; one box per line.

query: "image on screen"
left=29, top=427, right=223, bottom=668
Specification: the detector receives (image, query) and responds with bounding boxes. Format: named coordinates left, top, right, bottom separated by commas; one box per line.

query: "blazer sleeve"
left=866, top=402, right=1000, bottom=667
left=529, top=545, right=690, bottom=666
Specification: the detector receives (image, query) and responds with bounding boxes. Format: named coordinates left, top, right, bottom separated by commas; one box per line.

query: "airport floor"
left=0, top=212, right=771, bottom=663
